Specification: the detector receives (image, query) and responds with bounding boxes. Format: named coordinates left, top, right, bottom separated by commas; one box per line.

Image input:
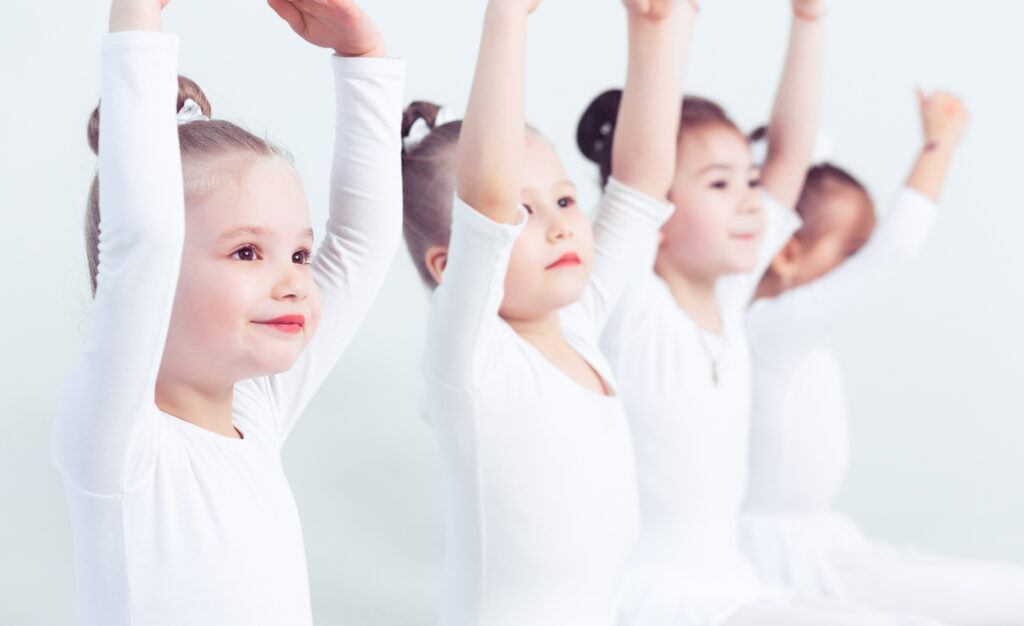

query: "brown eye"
left=558, top=197, right=574, bottom=208
left=292, top=249, right=311, bottom=265
left=711, top=180, right=727, bottom=190
left=231, top=245, right=259, bottom=261
left=749, top=178, right=762, bottom=188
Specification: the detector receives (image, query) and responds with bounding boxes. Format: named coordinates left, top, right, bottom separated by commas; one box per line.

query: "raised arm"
left=748, top=91, right=967, bottom=361
left=612, top=0, right=696, bottom=198
left=456, top=0, right=542, bottom=224
left=53, top=0, right=183, bottom=492
left=906, top=89, right=968, bottom=201
left=266, top=0, right=405, bottom=440
left=759, top=0, right=825, bottom=209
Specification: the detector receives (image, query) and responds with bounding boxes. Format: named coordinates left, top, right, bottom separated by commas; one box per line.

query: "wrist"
left=922, top=140, right=957, bottom=156
left=793, top=6, right=826, bottom=21
left=109, top=0, right=163, bottom=32
left=334, top=43, right=386, bottom=58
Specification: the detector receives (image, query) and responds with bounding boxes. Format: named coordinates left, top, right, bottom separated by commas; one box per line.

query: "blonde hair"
left=400, top=101, right=462, bottom=288
left=84, top=75, right=292, bottom=296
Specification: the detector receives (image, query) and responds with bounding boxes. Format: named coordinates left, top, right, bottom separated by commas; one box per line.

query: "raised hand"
left=917, top=89, right=968, bottom=149
left=268, top=0, right=385, bottom=58
left=109, top=0, right=170, bottom=32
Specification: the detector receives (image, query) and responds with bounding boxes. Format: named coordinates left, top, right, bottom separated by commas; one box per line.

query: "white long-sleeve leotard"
left=422, top=178, right=673, bottom=626
left=51, top=31, right=405, bottom=626
left=742, top=188, right=1024, bottom=625
left=601, top=193, right=801, bottom=626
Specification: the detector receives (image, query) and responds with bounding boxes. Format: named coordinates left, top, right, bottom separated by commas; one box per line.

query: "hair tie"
left=177, top=98, right=209, bottom=125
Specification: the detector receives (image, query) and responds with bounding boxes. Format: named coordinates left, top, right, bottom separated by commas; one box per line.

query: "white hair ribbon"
left=403, top=107, right=457, bottom=152
left=749, top=129, right=833, bottom=168
left=176, top=98, right=209, bottom=125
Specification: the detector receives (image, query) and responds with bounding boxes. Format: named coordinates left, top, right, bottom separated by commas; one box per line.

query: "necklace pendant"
left=711, top=363, right=719, bottom=386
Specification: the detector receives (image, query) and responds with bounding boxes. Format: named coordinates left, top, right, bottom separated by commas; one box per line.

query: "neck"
left=155, top=369, right=240, bottom=439
left=504, top=309, right=563, bottom=349
left=654, top=251, right=722, bottom=333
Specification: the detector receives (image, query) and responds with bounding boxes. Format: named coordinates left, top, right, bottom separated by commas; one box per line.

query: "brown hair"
left=577, top=90, right=742, bottom=187
left=400, top=101, right=462, bottom=288
left=85, top=76, right=292, bottom=296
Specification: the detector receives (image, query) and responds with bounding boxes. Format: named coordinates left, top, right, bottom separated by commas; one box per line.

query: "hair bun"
left=176, top=75, right=212, bottom=120
left=576, top=89, right=622, bottom=167
left=86, top=75, right=212, bottom=155
left=402, top=101, right=443, bottom=140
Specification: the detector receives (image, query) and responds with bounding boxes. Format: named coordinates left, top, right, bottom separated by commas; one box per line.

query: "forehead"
left=678, top=124, right=752, bottom=171
left=523, top=130, right=570, bottom=189
left=187, top=157, right=311, bottom=237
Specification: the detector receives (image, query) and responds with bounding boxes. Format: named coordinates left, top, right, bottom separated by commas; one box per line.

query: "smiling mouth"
left=546, top=252, right=581, bottom=269
left=254, top=315, right=305, bottom=334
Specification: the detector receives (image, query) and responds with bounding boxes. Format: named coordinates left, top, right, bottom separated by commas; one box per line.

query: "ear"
left=769, top=237, right=802, bottom=285
left=425, top=245, right=448, bottom=286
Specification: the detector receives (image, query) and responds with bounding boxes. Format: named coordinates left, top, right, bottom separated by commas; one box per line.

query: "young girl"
left=742, top=92, right=1024, bottom=625
left=51, top=1, right=404, bottom=623
left=582, top=2, right=945, bottom=625
left=402, top=0, right=694, bottom=623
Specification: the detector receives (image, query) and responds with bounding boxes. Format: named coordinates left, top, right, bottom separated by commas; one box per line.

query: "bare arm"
left=760, top=0, right=825, bottom=208
left=109, top=0, right=167, bottom=32
left=612, top=0, right=696, bottom=198
left=456, top=0, right=541, bottom=224
left=906, top=90, right=968, bottom=202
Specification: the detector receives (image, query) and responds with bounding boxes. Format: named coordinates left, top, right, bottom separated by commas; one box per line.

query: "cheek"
left=174, top=258, right=255, bottom=338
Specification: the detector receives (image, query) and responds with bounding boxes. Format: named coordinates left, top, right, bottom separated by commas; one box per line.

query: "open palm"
left=269, top=0, right=385, bottom=57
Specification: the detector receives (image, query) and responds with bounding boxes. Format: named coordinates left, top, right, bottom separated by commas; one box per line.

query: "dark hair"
left=578, top=90, right=742, bottom=186
left=792, top=162, right=871, bottom=244
left=85, top=76, right=291, bottom=296
left=400, top=101, right=463, bottom=288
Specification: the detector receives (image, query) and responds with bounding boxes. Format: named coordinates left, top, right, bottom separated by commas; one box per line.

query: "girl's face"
left=661, top=124, right=765, bottom=281
left=499, top=132, right=594, bottom=322
left=162, top=157, right=322, bottom=387
left=782, top=185, right=876, bottom=291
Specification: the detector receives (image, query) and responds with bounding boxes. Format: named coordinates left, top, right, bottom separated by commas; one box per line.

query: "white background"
left=1, top=1, right=1021, bottom=624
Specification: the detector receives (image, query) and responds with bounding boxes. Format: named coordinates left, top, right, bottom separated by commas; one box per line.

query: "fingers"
left=268, top=0, right=307, bottom=34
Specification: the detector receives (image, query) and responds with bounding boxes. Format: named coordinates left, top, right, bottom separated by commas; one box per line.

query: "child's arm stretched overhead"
left=747, top=91, right=968, bottom=362
left=53, top=0, right=182, bottom=493
left=263, top=0, right=404, bottom=441
left=573, top=0, right=692, bottom=330
left=759, top=0, right=826, bottom=210
left=907, top=89, right=968, bottom=201
left=456, top=0, right=541, bottom=225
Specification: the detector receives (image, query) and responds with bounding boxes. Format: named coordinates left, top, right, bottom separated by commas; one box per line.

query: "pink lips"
left=546, top=252, right=581, bottom=270
left=255, top=314, right=305, bottom=334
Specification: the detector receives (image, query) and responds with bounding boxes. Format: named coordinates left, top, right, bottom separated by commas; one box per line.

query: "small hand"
left=917, top=89, right=968, bottom=148
left=268, top=0, right=385, bottom=58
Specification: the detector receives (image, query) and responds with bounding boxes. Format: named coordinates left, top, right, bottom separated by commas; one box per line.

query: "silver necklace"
left=694, top=326, right=728, bottom=386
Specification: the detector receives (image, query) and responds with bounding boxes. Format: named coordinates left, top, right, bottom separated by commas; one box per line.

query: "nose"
left=270, top=260, right=310, bottom=301
left=739, top=186, right=763, bottom=216
left=545, top=209, right=573, bottom=243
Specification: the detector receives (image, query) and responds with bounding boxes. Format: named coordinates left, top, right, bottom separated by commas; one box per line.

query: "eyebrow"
left=217, top=226, right=315, bottom=243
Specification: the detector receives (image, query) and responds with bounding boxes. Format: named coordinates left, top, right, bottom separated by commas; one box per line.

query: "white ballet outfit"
left=421, top=179, right=673, bottom=626
left=601, top=192, right=802, bottom=626
left=741, top=187, right=1024, bottom=626
left=51, top=32, right=404, bottom=626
